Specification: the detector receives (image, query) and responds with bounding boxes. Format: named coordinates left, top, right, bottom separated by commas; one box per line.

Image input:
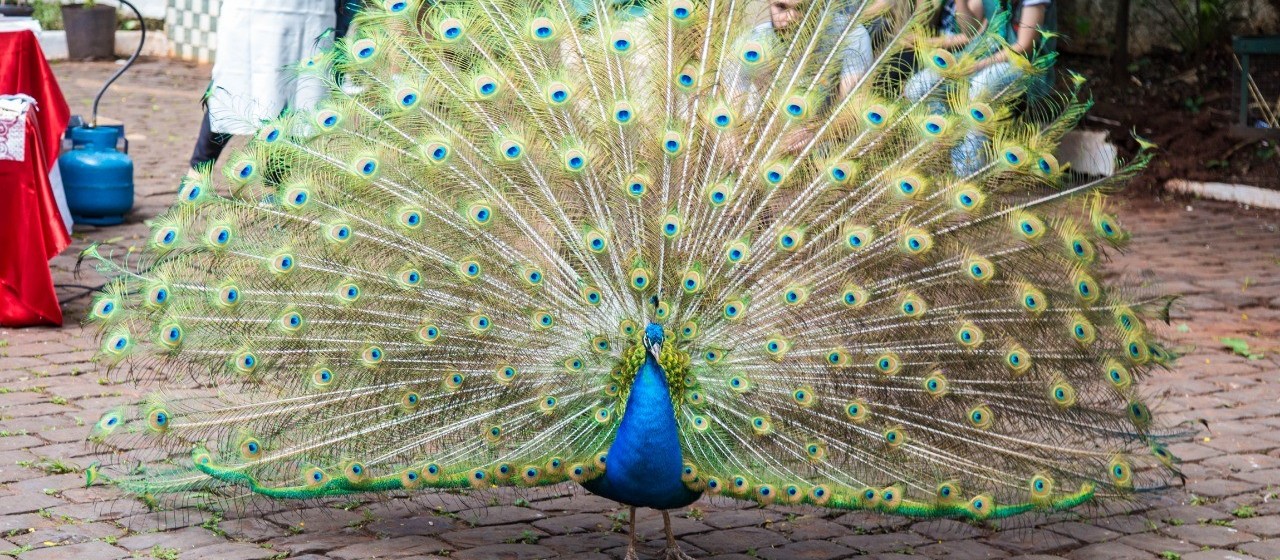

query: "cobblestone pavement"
left=2, top=60, right=1279, bottom=560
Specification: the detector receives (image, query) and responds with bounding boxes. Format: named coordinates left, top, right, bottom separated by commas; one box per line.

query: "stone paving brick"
left=833, top=511, right=915, bottom=531
left=1153, top=505, right=1236, bottom=525
left=44, top=500, right=133, bottom=523
left=538, top=530, right=628, bottom=554
left=634, top=513, right=712, bottom=539
left=755, top=539, right=856, bottom=560
left=533, top=494, right=616, bottom=513
left=214, top=517, right=290, bottom=542
left=834, top=532, right=933, bottom=553
left=327, top=535, right=452, bottom=559
left=1234, top=468, right=1280, bottom=486
left=1061, top=541, right=1153, bottom=560
left=1186, top=479, right=1264, bottom=499
left=1234, top=516, right=1280, bottom=538
left=182, top=541, right=280, bottom=560
left=6, top=521, right=122, bottom=547
left=915, top=539, right=1011, bottom=559
left=608, top=540, right=710, bottom=559
left=1204, top=453, right=1280, bottom=471
left=1162, top=524, right=1259, bottom=548
left=0, top=492, right=63, bottom=516
left=698, top=508, right=782, bottom=529
left=985, top=529, right=1081, bottom=555
left=1180, top=550, right=1265, bottom=560
left=683, top=526, right=787, bottom=554
left=450, top=543, right=557, bottom=559
left=1238, top=539, right=1280, bottom=559
left=437, top=523, right=548, bottom=549
left=367, top=515, right=458, bottom=537
left=14, top=540, right=127, bottom=560
left=114, top=526, right=225, bottom=552
left=115, top=511, right=205, bottom=533
left=777, top=517, right=849, bottom=540
left=1093, top=515, right=1160, bottom=535
left=274, top=533, right=362, bottom=556
left=1046, top=521, right=1124, bottom=543
left=913, top=519, right=990, bottom=541
left=459, top=505, right=548, bottom=527
left=0, top=59, right=1276, bottom=560
left=858, top=554, right=932, bottom=560
left=1118, top=532, right=1202, bottom=555
left=0, top=513, right=59, bottom=535
left=531, top=512, right=610, bottom=535
left=264, top=507, right=367, bottom=533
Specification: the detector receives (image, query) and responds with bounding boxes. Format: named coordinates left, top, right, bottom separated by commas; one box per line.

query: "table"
left=0, top=30, right=71, bottom=327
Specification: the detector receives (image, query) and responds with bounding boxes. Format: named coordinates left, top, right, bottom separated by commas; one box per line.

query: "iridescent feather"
left=85, top=0, right=1177, bottom=521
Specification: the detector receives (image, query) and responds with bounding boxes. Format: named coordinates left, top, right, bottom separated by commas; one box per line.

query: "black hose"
left=57, top=283, right=108, bottom=305
left=90, top=0, right=145, bottom=127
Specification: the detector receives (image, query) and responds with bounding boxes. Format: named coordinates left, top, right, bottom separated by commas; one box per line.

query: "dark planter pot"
left=0, top=5, right=36, bottom=17
left=61, top=4, right=116, bottom=60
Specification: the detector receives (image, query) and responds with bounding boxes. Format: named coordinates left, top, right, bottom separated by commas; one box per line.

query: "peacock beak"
left=646, top=339, right=661, bottom=359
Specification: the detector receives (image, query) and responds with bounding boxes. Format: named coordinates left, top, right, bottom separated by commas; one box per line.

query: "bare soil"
left=1061, top=48, right=1280, bottom=192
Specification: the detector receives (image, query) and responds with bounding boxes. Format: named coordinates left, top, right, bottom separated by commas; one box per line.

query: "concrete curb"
left=38, top=29, right=170, bottom=61
left=1165, top=179, right=1280, bottom=210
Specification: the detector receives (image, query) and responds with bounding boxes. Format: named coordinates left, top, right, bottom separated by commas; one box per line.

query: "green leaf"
left=1220, top=337, right=1264, bottom=360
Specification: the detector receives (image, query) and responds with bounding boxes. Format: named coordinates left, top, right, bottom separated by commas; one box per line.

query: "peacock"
left=83, top=0, right=1180, bottom=557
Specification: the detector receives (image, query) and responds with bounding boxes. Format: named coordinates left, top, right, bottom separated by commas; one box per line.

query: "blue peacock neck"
left=579, top=323, right=702, bottom=509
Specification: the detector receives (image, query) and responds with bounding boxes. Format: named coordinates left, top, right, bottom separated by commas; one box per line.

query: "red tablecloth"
left=0, top=30, right=71, bottom=327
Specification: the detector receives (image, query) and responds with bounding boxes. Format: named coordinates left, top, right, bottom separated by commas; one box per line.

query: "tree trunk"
left=1113, top=0, right=1132, bottom=81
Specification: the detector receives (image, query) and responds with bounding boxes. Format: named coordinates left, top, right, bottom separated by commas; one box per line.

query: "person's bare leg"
left=662, top=510, right=694, bottom=559
left=624, top=506, right=639, bottom=560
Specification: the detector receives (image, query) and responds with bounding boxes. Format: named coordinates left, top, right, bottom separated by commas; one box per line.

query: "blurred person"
left=951, top=0, right=1055, bottom=176
left=188, top=0, right=337, bottom=170
left=336, top=0, right=363, bottom=39
left=902, top=0, right=994, bottom=110
left=746, top=0, right=887, bottom=152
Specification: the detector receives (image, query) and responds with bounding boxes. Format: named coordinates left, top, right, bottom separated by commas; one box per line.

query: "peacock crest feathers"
left=86, top=0, right=1178, bottom=519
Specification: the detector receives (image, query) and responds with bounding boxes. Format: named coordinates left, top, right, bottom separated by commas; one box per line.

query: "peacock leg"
left=661, top=510, right=695, bottom=560
left=624, top=506, right=639, bottom=560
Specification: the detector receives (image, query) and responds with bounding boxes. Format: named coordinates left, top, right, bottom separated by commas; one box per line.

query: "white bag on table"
left=0, top=94, right=72, bottom=233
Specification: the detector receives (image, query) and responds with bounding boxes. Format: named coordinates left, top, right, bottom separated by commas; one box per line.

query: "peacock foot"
left=662, top=545, right=696, bottom=560
left=623, top=545, right=640, bottom=560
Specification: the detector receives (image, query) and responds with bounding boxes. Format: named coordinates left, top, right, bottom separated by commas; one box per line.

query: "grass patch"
left=504, top=530, right=540, bottom=544
left=17, top=457, right=81, bottom=475
left=150, top=546, right=181, bottom=560
left=1221, top=337, right=1264, bottom=360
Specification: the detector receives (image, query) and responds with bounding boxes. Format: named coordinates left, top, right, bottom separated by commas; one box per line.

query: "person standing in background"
left=187, top=1, right=337, bottom=170
left=335, top=0, right=363, bottom=40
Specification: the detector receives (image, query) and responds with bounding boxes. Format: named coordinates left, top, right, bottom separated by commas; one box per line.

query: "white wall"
left=123, top=0, right=168, bottom=20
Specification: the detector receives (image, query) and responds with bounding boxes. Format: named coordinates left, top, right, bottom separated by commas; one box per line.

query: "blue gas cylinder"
left=58, top=125, right=134, bottom=226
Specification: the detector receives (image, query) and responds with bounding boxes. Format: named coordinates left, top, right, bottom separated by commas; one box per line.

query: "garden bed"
left=1062, top=49, right=1280, bottom=193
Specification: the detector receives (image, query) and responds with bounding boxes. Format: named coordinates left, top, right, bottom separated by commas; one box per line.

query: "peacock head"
left=643, top=322, right=665, bottom=358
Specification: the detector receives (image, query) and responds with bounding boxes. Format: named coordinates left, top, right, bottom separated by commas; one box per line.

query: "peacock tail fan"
left=84, top=0, right=1182, bottom=520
